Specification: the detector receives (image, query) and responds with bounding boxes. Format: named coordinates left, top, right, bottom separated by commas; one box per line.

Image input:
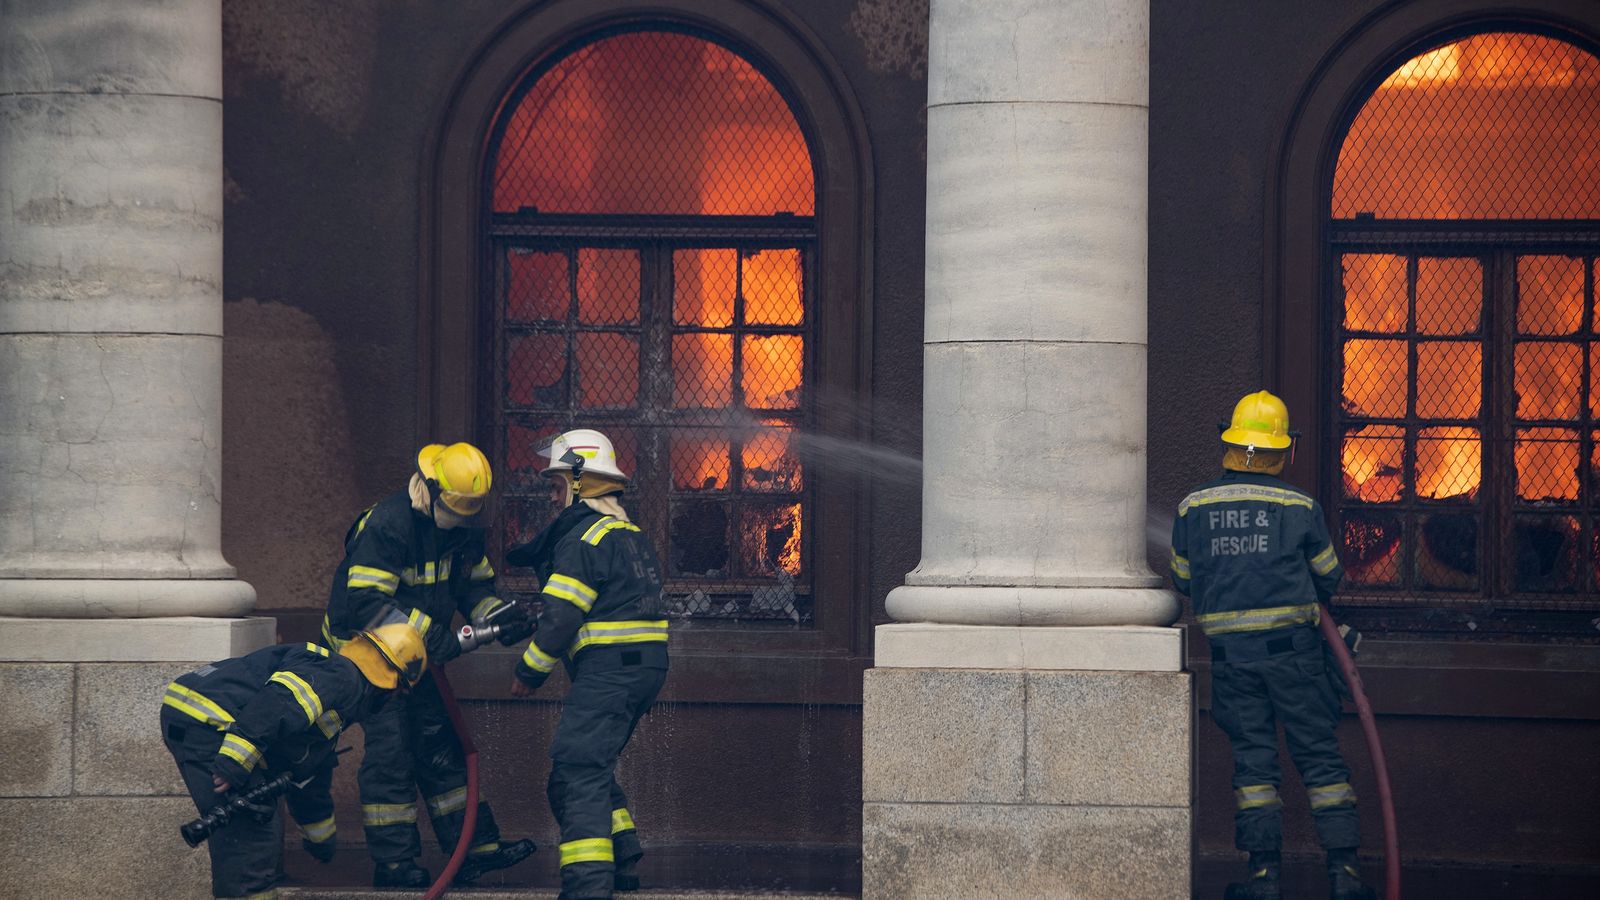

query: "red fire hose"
left=423, top=666, right=478, bottom=900
left=1317, top=604, right=1401, bottom=899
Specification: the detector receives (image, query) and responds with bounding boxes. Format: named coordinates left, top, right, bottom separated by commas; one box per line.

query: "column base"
left=0, top=578, right=257, bottom=619
left=885, top=582, right=1181, bottom=627
left=0, top=615, right=276, bottom=662
left=876, top=622, right=1186, bottom=671
left=863, top=625, right=1193, bottom=898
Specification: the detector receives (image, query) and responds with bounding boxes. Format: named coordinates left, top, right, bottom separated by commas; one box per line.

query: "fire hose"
left=423, top=664, right=478, bottom=900
left=422, top=606, right=523, bottom=899
left=1317, top=603, right=1400, bottom=900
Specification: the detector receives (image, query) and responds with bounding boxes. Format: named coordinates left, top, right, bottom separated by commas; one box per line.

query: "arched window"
left=485, top=29, right=818, bottom=621
left=1328, top=32, right=1600, bottom=607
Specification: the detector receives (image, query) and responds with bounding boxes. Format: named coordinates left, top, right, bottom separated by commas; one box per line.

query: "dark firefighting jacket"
left=321, top=490, right=504, bottom=665
left=507, top=502, right=669, bottom=689
left=1169, top=471, right=1344, bottom=638
left=161, top=642, right=381, bottom=840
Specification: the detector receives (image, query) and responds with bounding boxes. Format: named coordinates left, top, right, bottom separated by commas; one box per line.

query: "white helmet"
left=540, top=429, right=629, bottom=483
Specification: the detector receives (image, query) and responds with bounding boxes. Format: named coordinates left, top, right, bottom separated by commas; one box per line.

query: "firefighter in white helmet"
left=1171, top=392, right=1374, bottom=900
left=320, top=442, right=535, bottom=888
left=507, top=428, right=669, bottom=898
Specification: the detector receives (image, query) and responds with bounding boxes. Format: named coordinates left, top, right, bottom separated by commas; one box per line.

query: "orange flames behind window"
left=492, top=32, right=813, bottom=580
left=1333, top=33, right=1600, bottom=220
left=1333, top=35, right=1598, bottom=589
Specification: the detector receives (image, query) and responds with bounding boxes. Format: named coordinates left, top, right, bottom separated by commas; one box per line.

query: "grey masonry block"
left=1026, top=670, right=1192, bottom=808
left=0, top=797, right=211, bottom=899
left=0, top=664, right=74, bottom=797
left=863, top=668, right=1025, bottom=804
left=863, top=801, right=1190, bottom=900
left=75, top=662, right=196, bottom=796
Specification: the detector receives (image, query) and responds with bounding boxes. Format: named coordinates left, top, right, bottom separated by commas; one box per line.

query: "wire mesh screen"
left=492, top=30, right=815, bottom=217
left=1333, top=32, right=1600, bottom=219
left=1333, top=252, right=1600, bottom=606
left=486, top=30, right=816, bottom=623
left=1328, top=32, right=1600, bottom=616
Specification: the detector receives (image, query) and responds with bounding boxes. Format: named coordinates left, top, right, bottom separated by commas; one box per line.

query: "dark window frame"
left=1264, top=4, right=1600, bottom=636
left=420, top=1, right=876, bottom=685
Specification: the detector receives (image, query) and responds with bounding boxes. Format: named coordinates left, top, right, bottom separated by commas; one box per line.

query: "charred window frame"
left=479, top=24, right=838, bottom=640
left=1320, top=29, right=1600, bottom=632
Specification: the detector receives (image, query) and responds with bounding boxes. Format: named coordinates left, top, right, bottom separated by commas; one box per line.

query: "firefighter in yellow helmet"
left=1170, top=392, right=1374, bottom=900
left=507, top=429, right=669, bottom=898
left=159, top=625, right=426, bottom=899
left=320, top=442, right=535, bottom=888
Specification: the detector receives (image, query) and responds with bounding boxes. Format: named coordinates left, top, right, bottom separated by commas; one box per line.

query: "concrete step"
left=280, top=892, right=845, bottom=899
left=281, top=883, right=844, bottom=890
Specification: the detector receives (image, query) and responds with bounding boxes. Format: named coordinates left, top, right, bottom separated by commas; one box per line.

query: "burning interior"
left=1331, top=33, right=1600, bottom=601
left=487, top=30, right=815, bottom=619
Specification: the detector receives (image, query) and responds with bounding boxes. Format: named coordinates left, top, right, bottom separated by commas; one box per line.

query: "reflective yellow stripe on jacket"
left=569, top=620, right=669, bottom=656
left=219, top=733, right=263, bottom=772
left=163, top=683, right=235, bottom=728
left=268, top=671, right=324, bottom=725
left=320, top=615, right=351, bottom=650
left=522, top=641, right=560, bottom=674
left=581, top=516, right=641, bottom=546
left=470, top=596, right=504, bottom=622
left=348, top=565, right=399, bottom=596
left=1196, top=603, right=1320, bottom=636
left=1309, top=544, right=1339, bottom=576
left=544, top=573, right=598, bottom=612
left=1178, top=484, right=1313, bottom=516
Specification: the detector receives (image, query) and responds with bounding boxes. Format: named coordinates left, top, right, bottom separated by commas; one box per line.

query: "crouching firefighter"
left=507, top=429, right=669, bottom=900
left=160, top=625, right=427, bottom=899
left=1171, top=391, right=1377, bottom=900
left=320, top=442, right=536, bottom=888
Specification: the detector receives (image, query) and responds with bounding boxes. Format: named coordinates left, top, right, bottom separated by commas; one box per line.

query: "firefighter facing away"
left=160, top=625, right=426, bottom=899
left=320, top=442, right=535, bottom=887
left=507, top=429, right=670, bottom=900
left=1170, top=391, right=1377, bottom=900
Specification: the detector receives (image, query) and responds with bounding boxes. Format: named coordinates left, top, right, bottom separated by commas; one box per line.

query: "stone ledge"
left=863, top=801, right=1190, bottom=899
left=874, top=623, right=1186, bottom=672
left=0, top=615, right=275, bottom=662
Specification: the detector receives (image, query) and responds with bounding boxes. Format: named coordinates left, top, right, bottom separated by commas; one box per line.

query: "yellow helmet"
left=417, top=442, right=493, bottom=517
left=340, top=623, right=427, bottom=689
left=1220, top=390, right=1294, bottom=451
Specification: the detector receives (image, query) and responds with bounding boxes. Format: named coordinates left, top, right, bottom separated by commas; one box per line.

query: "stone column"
left=0, top=4, right=270, bottom=896
left=864, top=2, right=1191, bottom=896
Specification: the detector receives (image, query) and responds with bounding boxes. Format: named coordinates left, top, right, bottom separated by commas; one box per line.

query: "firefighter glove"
left=496, top=613, right=535, bottom=647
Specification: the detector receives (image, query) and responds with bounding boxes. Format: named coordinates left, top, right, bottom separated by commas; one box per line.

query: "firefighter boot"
left=1223, top=851, right=1283, bottom=900
left=1328, top=850, right=1377, bottom=900
left=453, top=838, right=536, bottom=885
left=374, top=860, right=430, bottom=888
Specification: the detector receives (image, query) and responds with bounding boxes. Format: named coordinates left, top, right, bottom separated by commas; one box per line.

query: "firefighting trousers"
left=357, top=673, right=501, bottom=863
left=162, top=714, right=284, bottom=899
left=1209, top=625, right=1360, bottom=853
left=547, top=662, right=666, bottom=899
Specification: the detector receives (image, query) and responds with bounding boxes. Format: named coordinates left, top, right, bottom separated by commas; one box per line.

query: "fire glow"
left=494, top=31, right=813, bottom=579
left=1330, top=33, right=1600, bottom=589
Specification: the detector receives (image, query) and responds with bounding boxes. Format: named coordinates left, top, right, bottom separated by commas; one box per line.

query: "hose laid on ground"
left=424, top=666, right=479, bottom=900
left=1317, top=604, right=1400, bottom=899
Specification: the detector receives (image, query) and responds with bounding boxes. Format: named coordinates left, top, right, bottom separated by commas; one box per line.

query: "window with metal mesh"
left=1329, top=32, right=1600, bottom=611
left=487, top=29, right=816, bottom=623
